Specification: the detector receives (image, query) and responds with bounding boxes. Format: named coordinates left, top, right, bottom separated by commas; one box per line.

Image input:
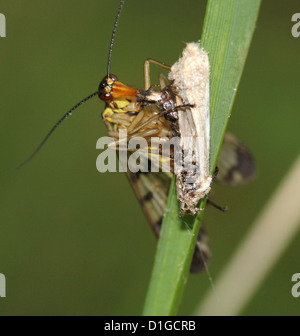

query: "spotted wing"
left=217, top=132, right=256, bottom=185
left=126, top=169, right=210, bottom=273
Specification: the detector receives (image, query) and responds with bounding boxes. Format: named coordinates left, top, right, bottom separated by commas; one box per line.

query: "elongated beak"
left=111, top=81, right=140, bottom=99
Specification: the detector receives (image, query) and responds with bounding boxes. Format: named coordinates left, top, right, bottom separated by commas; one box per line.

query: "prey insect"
left=19, top=0, right=255, bottom=272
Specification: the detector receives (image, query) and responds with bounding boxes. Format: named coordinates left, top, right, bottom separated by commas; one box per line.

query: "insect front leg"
left=144, top=59, right=171, bottom=90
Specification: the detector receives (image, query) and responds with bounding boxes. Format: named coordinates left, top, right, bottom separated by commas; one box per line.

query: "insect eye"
left=109, top=74, right=119, bottom=82
left=99, top=80, right=107, bottom=89
left=98, top=74, right=119, bottom=101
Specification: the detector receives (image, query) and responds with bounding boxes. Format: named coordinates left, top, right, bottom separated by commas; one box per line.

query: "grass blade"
left=143, top=0, right=261, bottom=316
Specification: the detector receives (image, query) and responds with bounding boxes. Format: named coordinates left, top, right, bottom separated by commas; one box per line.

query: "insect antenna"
left=107, top=0, right=126, bottom=77
left=17, top=91, right=99, bottom=169
left=18, top=1, right=127, bottom=169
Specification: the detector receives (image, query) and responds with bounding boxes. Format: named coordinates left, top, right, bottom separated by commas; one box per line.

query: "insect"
left=99, top=67, right=255, bottom=272
left=19, top=0, right=255, bottom=272
left=100, top=42, right=212, bottom=215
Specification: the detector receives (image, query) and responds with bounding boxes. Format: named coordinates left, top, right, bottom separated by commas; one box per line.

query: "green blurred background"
left=0, top=0, right=299, bottom=316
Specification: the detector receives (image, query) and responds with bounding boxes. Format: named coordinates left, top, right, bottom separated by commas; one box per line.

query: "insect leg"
left=128, top=103, right=193, bottom=136
left=144, top=59, right=171, bottom=90
left=212, top=166, right=219, bottom=180
left=207, top=199, right=228, bottom=212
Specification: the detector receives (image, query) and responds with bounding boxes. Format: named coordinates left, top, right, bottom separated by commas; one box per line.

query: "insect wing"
left=127, top=170, right=211, bottom=273
left=217, top=132, right=256, bottom=186
left=102, top=95, right=211, bottom=272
